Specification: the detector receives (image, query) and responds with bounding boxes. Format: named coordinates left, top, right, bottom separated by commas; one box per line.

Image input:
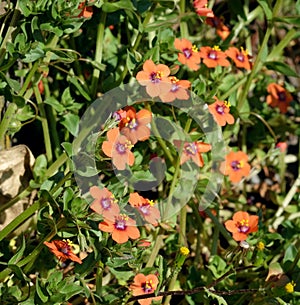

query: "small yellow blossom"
left=180, top=247, right=190, bottom=256
left=285, top=281, right=296, bottom=293
left=257, top=241, right=265, bottom=251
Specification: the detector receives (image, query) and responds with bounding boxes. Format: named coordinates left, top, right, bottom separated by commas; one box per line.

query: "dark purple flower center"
left=185, top=143, right=197, bottom=155
left=278, top=91, right=286, bottom=101
left=171, top=83, right=179, bottom=92
left=60, top=243, right=71, bottom=255
left=143, top=281, right=154, bottom=293
left=236, top=53, right=245, bottom=62
left=128, top=118, right=138, bottom=129
left=183, top=48, right=192, bottom=59
left=139, top=205, right=150, bottom=216
left=231, top=160, right=241, bottom=171
left=216, top=105, right=225, bottom=114
left=150, top=71, right=162, bottom=83
left=116, top=142, right=126, bottom=154
left=115, top=219, right=126, bottom=230
left=208, top=51, right=217, bottom=60
left=101, top=198, right=111, bottom=210
left=238, top=225, right=250, bottom=233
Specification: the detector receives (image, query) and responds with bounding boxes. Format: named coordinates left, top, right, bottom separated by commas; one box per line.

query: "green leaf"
left=36, top=278, right=49, bottom=303
left=23, top=43, right=45, bottom=63
left=8, top=236, right=26, bottom=265
left=67, top=76, right=92, bottom=102
left=283, top=244, right=297, bottom=264
left=102, top=0, right=135, bottom=12
left=44, top=97, right=65, bottom=113
left=265, top=61, right=299, bottom=77
left=273, top=16, right=300, bottom=27
left=61, top=113, right=79, bottom=136
left=257, top=0, right=272, bottom=20
left=109, top=267, right=133, bottom=285
left=8, top=264, right=30, bottom=283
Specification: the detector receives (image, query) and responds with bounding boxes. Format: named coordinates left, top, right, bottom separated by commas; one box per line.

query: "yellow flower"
left=180, top=247, right=190, bottom=256
left=285, top=281, right=296, bottom=293
left=257, top=241, right=265, bottom=251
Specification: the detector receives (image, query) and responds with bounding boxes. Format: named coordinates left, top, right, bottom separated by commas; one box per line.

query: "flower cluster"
left=102, top=106, right=152, bottom=170
left=89, top=186, right=161, bottom=244
left=174, top=38, right=252, bottom=70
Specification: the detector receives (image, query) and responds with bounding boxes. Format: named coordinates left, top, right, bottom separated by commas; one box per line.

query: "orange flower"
left=199, top=46, right=230, bottom=68
left=44, top=240, right=82, bottom=264
left=208, top=97, right=235, bottom=126
left=220, top=151, right=251, bottom=183
left=119, top=106, right=152, bottom=144
left=129, top=273, right=162, bottom=305
left=225, top=47, right=251, bottom=70
left=129, top=193, right=160, bottom=226
left=89, top=186, right=120, bottom=220
left=77, top=2, right=93, bottom=18
left=266, top=83, right=293, bottom=114
left=160, top=76, right=191, bottom=103
left=102, top=128, right=134, bottom=170
left=224, top=211, right=259, bottom=241
left=174, top=38, right=201, bottom=71
left=136, top=60, right=172, bottom=98
left=99, top=214, right=140, bottom=244
left=276, top=142, right=287, bottom=153
left=206, top=16, right=230, bottom=40
left=193, top=0, right=214, bottom=17
left=174, top=140, right=211, bottom=167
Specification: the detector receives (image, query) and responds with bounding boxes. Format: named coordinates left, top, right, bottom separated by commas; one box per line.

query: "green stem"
left=219, top=76, right=247, bottom=101
left=0, top=1, right=20, bottom=64
left=33, top=84, right=53, bottom=163
left=0, top=200, right=47, bottom=242
left=0, top=102, right=17, bottom=149
left=19, top=61, right=40, bottom=97
left=237, top=0, right=283, bottom=111
left=0, top=186, right=32, bottom=214
left=90, top=11, right=107, bottom=98
left=145, top=233, right=164, bottom=268
left=197, top=197, right=237, bottom=247
left=179, top=0, right=188, bottom=38
left=117, top=3, right=157, bottom=85
left=43, top=78, right=62, bottom=158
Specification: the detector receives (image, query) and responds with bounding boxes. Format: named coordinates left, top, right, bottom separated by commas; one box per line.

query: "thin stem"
left=145, top=233, right=164, bottom=268
left=237, top=0, right=283, bottom=111
left=0, top=200, right=47, bottom=242
left=116, top=3, right=157, bottom=85
left=0, top=102, right=17, bottom=149
left=179, top=0, right=188, bottom=38
left=33, top=84, right=53, bottom=163
left=43, top=78, right=62, bottom=158
left=19, top=61, right=40, bottom=96
left=90, top=11, right=107, bottom=98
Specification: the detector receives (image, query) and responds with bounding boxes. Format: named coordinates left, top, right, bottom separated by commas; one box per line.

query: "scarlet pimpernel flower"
left=266, top=83, right=293, bottom=113
left=174, top=140, right=211, bottom=167
left=99, top=214, right=140, bottom=244
left=129, top=192, right=160, bottom=226
left=193, top=0, right=214, bottom=17
left=225, top=47, right=251, bottom=70
left=136, top=60, right=171, bottom=98
left=77, top=2, right=93, bottom=18
left=44, top=240, right=82, bottom=264
left=225, top=211, right=259, bottom=241
left=208, top=97, right=235, bottom=126
left=119, top=106, right=152, bottom=144
left=199, top=46, right=230, bottom=68
left=89, top=186, right=120, bottom=220
left=129, top=273, right=162, bottom=305
left=206, top=16, right=230, bottom=40
left=220, top=151, right=251, bottom=183
left=160, top=76, right=191, bottom=102
left=174, top=38, right=201, bottom=71
left=102, top=128, right=134, bottom=170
